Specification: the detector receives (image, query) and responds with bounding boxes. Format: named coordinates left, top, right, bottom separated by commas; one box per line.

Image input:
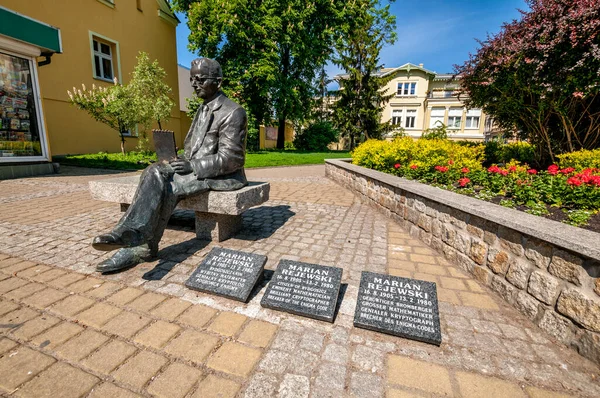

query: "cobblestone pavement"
left=0, top=165, right=599, bottom=398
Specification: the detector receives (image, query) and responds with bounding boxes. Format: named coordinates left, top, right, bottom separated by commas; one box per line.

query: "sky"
left=175, top=0, right=527, bottom=77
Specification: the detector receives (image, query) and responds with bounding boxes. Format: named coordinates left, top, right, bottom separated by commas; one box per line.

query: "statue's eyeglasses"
left=190, top=76, right=220, bottom=84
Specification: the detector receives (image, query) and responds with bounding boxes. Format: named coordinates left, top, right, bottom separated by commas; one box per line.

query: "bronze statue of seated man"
left=92, top=57, right=248, bottom=272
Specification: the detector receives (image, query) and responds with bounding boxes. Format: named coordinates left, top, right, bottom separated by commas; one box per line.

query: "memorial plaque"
left=185, top=247, right=266, bottom=302
left=261, top=260, right=342, bottom=322
left=354, top=271, right=441, bottom=345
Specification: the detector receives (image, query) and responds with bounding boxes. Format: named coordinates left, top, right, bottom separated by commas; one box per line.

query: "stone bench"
left=89, top=175, right=270, bottom=242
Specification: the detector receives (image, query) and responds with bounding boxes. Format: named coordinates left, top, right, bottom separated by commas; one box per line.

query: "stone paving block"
left=279, top=373, right=310, bottom=398
left=192, top=374, right=240, bottom=398
left=437, top=288, right=461, bottom=304
left=0, top=299, right=19, bottom=316
left=465, top=279, right=485, bottom=293
left=21, top=288, right=69, bottom=309
left=76, top=302, right=123, bottom=328
left=386, top=388, right=424, bottom=398
left=176, top=304, right=217, bottom=329
left=54, top=329, right=109, bottom=361
left=16, top=362, right=99, bottom=398
left=102, top=311, right=152, bottom=338
left=439, top=276, right=467, bottom=290
left=0, top=277, right=29, bottom=294
left=411, top=254, right=437, bottom=265
left=5, top=282, right=45, bottom=300
left=350, top=372, right=383, bottom=398
left=86, top=281, right=121, bottom=298
left=0, top=307, right=38, bottom=331
left=0, top=337, right=18, bottom=354
left=15, top=264, right=51, bottom=279
left=1, top=260, right=37, bottom=275
left=243, top=372, right=278, bottom=398
left=258, top=350, right=290, bottom=374
left=30, top=268, right=67, bottom=283
left=147, top=362, right=203, bottom=398
left=49, top=294, right=95, bottom=317
left=31, top=322, right=84, bottom=350
left=10, top=314, right=61, bottom=341
left=352, top=345, right=384, bottom=372
left=150, top=297, right=191, bottom=321
left=206, top=341, right=262, bottom=377
left=455, top=371, right=527, bottom=398
left=46, top=273, right=86, bottom=289
left=207, top=311, right=247, bottom=337
left=126, top=292, right=167, bottom=313
left=82, top=339, right=138, bottom=374
left=0, top=346, right=55, bottom=392
left=458, top=291, right=500, bottom=310
left=412, top=272, right=439, bottom=284
left=238, top=320, right=278, bottom=348
left=88, top=382, right=142, bottom=398
left=387, top=260, right=416, bottom=272
left=322, top=343, right=349, bottom=365
left=0, top=257, right=26, bottom=269
left=526, top=386, right=571, bottom=398
left=271, top=330, right=301, bottom=351
left=387, top=355, right=453, bottom=396
left=388, top=268, right=412, bottom=278
left=107, top=287, right=145, bottom=306
left=67, top=277, right=104, bottom=293
left=314, top=362, right=347, bottom=391
left=134, top=320, right=180, bottom=349
left=164, top=329, right=219, bottom=364
left=111, top=350, right=168, bottom=391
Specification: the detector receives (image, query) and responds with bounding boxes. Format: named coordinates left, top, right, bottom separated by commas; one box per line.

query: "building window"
left=465, top=109, right=481, bottom=129
left=391, top=109, right=402, bottom=126
left=92, top=38, right=114, bottom=81
left=429, top=107, right=445, bottom=128
left=405, top=109, right=417, bottom=128
left=448, top=108, right=463, bottom=129
left=397, top=82, right=416, bottom=96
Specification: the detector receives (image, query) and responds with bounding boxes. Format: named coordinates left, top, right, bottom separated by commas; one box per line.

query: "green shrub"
left=294, top=121, right=339, bottom=151
left=500, top=142, right=535, bottom=165
left=557, top=148, right=600, bottom=170
left=420, top=124, right=448, bottom=140
left=483, top=140, right=503, bottom=165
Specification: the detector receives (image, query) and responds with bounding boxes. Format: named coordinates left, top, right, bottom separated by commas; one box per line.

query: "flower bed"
left=352, top=139, right=600, bottom=231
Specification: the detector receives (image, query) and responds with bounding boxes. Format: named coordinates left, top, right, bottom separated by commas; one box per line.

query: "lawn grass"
left=54, top=150, right=351, bottom=171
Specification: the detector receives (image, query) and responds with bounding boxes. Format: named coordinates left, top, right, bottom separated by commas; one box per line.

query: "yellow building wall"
left=1, top=0, right=181, bottom=156
left=259, top=124, right=294, bottom=149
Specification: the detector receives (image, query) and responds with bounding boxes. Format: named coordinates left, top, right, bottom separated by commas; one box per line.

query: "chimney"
left=419, top=63, right=424, bottom=68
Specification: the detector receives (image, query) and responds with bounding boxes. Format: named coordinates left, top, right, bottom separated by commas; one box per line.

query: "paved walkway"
left=0, top=165, right=598, bottom=398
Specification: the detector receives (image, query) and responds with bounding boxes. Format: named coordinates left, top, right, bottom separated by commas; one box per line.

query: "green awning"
left=0, top=6, right=62, bottom=54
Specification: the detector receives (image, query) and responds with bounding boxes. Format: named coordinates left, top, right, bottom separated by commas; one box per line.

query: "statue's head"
left=190, top=58, right=222, bottom=101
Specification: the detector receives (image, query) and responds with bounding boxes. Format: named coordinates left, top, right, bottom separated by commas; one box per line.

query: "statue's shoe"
left=92, top=232, right=126, bottom=251
left=96, top=247, right=145, bottom=273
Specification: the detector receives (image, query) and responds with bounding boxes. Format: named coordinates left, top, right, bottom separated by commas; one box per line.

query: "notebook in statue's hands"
left=153, top=129, right=177, bottom=162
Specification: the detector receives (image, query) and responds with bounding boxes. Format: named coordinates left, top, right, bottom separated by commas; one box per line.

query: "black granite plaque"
left=260, top=260, right=342, bottom=322
left=185, top=247, right=266, bottom=302
left=354, top=271, right=441, bottom=345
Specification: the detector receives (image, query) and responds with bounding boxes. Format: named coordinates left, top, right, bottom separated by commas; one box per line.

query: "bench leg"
left=195, top=212, right=242, bottom=242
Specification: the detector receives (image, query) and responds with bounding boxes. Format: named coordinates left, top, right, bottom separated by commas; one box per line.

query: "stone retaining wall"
left=325, top=159, right=600, bottom=365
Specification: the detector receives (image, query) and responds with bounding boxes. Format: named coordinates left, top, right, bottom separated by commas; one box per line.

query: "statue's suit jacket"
left=172, top=91, right=248, bottom=197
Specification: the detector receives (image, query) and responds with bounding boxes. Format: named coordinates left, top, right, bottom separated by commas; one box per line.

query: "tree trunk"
left=120, top=131, right=126, bottom=156
left=277, top=46, right=291, bottom=149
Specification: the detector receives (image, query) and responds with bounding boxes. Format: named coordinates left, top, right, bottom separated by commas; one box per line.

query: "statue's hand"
left=170, top=159, right=193, bottom=175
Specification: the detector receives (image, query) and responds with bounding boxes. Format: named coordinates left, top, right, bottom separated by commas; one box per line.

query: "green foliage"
left=557, top=148, right=600, bottom=170
left=499, top=199, right=516, bottom=208
left=284, top=141, right=296, bottom=151
left=420, top=124, right=448, bottom=140
left=68, top=52, right=174, bottom=155
left=525, top=201, right=549, bottom=216
left=330, top=0, right=397, bottom=149
left=564, top=209, right=594, bottom=227
left=129, top=52, right=174, bottom=129
left=294, top=121, right=339, bottom=151
left=186, top=95, right=202, bottom=119
left=500, top=142, right=535, bottom=165
left=173, top=0, right=344, bottom=148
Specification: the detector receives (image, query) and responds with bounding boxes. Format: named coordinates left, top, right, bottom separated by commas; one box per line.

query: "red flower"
left=567, top=177, right=582, bottom=186
left=435, top=166, right=448, bottom=173
left=547, top=164, right=559, bottom=175
left=394, top=163, right=401, bottom=169
left=500, top=170, right=509, bottom=176
left=410, top=164, right=418, bottom=169
left=590, top=176, right=600, bottom=186
left=448, top=160, right=454, bottom=165
left=527, top=169, right=537, bottom=175
left=560, top=167, right=575, bottom=175
left=458, top=177, right=470, bottom=187
left=508, top=166, right=517, bottom=172
left=487, top=165, right=500, bottom=173
left=461, top=167, right=470, bottom=173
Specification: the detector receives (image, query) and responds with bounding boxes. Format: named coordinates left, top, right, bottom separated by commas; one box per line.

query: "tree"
left=172, top=0, right=343, bottom=148
left=330, top=0, right=397, bottom=150
left=68, top=52, right=174, bottom=155
left=455, top=0, right=600, bottom=164
left=130, top=52, right=175, bottom=130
